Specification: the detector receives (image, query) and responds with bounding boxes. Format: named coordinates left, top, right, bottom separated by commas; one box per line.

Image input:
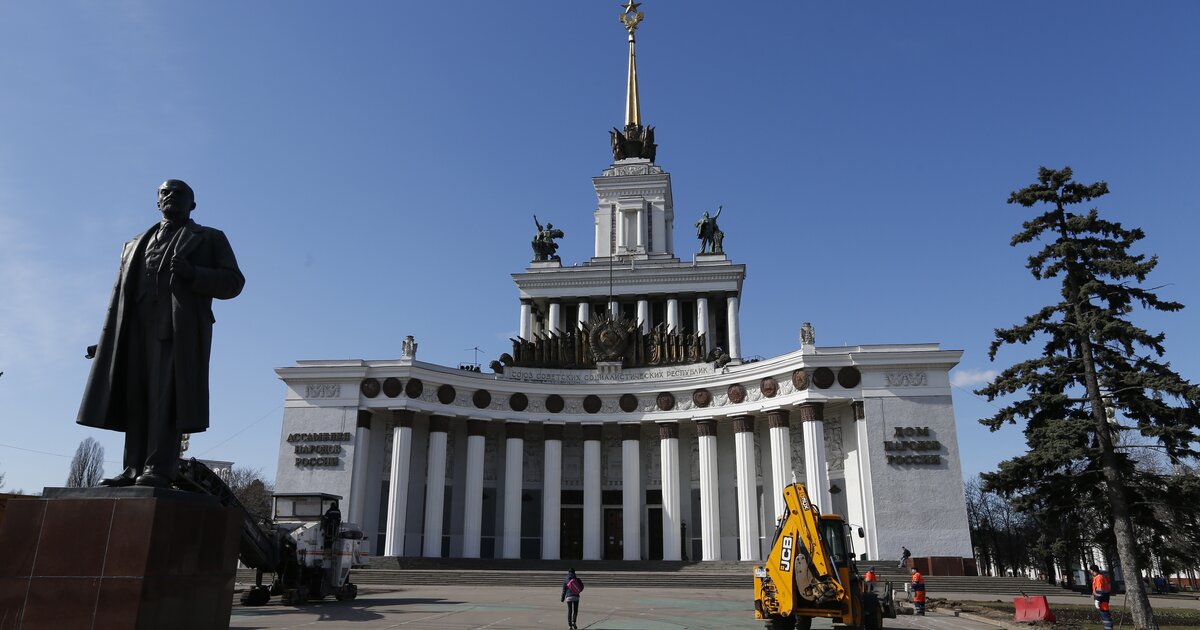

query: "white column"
left=609, top=300, right=619, bottom=318
left=800, top=403, right=833, bottom=515
left=462, top=420, right=486, bottom=558
left=577, top=302, right=591, bottom=329
left=422, top=416, right=449, bottom=557
left=667, top=297, right=680, bottom=332
left=726, top=294, right=741, bottom=359
left=502, top=423, right=525, bottom=558
left=636, top=205, right=647, bottom=250
left=583, top=425, right=602, bottom=560
left=349, top=410, right=372, bottom=527
left=385, top=411, right=415, bottom=556
left=620, top=424, right=641, bottom=561
left=519, top=300, right=532, bottom=339
left=696, top=297, right=710, bottom=353
left=637, top=298, right=650, bottom=334
left=548, top=302, right=562, bottom=336
left=767, top=409, right=792, bottom=524
left=733, top=415, right=761, bottom=561
left=852, top=401, right=879, bottom=559
left=696, top=419, right=721, bottom=561
left=659, top=422, right=682, bottom=561
left=542, top=425, right=563, bottom=559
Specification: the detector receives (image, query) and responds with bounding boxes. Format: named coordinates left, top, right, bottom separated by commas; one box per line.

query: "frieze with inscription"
left=886, top=371, right=928, bottom=387
left=305, top=383, right=342, bottom=399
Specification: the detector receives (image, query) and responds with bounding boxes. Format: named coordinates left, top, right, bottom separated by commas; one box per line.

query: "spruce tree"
left=978, top=166, right=1200, bottom=630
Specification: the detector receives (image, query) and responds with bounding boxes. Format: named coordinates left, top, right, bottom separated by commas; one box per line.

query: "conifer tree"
left=978, top=166, right=1200, bottom=630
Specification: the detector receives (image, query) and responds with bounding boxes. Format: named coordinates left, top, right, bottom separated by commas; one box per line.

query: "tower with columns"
left=273, top=5, right=974, bottom=565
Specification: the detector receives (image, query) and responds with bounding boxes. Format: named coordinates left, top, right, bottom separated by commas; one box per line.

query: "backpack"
left=567, top=577, right=584, bottom=595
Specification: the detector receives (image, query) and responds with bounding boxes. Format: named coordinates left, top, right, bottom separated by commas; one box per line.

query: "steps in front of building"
left=236, top=559, right=1074, bottom=595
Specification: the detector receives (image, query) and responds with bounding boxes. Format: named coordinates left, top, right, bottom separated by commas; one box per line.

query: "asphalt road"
left=228, top=585, right=1007, bottom=630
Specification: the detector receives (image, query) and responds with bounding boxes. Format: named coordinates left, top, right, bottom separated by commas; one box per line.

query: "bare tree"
left=65, top=437, right=105, bottom=487
left=227, top=466, right=274, bottom=522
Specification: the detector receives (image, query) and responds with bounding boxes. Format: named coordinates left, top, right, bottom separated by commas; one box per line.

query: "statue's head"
left=158, top=179, right=195, bottom=222
left=546, top=223, right=554, bottom=230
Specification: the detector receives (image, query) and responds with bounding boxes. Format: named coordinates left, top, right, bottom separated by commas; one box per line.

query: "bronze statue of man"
left=78, top=179, right=244, bottom=488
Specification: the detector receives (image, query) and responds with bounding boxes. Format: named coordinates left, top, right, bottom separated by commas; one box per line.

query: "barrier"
left=1013, top=595, right=1056, bottom=622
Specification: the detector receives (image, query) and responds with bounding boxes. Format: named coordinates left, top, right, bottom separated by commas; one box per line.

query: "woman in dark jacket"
left=560, top=568, right=584, bottom=629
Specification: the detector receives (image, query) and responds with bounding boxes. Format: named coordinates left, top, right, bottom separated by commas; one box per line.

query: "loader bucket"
left=1013, top=595, right=1056, bottom=622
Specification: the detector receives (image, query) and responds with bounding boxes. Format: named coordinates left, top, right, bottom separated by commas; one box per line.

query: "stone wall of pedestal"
left=0, top=488, right=241, bottom=630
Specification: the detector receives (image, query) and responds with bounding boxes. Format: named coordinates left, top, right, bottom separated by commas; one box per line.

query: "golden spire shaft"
left=620, top=2, right=644, bottom=128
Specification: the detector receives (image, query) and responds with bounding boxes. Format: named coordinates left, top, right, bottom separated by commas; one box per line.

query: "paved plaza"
left=228, top=585, right=1006, bottom=629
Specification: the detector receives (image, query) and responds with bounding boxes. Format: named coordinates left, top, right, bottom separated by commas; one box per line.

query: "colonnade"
left=364, top=401, right=839, bottom=562
left=518, top=292, right=741, bottom=359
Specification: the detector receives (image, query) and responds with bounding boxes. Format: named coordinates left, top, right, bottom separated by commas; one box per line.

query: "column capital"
left=731, top=415, right=755, bottom=434
left=851, top=400, right=865, bottom=420
left=657, top=422, right=679, bottom=440
left=357, top=409, right=373, bottom=429
left=544, top=423, right=564, bottom=441
left=766, top=409, right=790, bottom=429
left=429, top=414, right=450, bottom=433
left=505, top=421, right=526, bottom=440
left=467, top=419, right=488, bottom=437
left=392, top=409, right=415, bottom=428
left=696, top=418, right=718, bottom=437
left=620, top=423, right=642, bottom=441
left=520, top=298, right=533, bottom=305
left=796, top=402, right=825, bottom=422
left=582, top=424, right=603, bottom=442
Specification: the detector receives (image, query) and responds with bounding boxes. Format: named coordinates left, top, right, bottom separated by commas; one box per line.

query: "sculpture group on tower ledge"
left=493, top=313, right=729, bottom=372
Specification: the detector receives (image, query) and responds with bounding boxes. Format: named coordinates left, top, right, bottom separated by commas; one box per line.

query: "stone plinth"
left=0, top=487, right=241, bottom=630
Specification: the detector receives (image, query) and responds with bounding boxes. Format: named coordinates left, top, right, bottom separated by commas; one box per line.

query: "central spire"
left=621, top=1, right=643, bottom=128
left=610, top=2, right=656, bottom=163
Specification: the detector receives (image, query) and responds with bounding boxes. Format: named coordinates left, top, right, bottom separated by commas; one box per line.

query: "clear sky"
left=1, top=2, right=1197, bottom=495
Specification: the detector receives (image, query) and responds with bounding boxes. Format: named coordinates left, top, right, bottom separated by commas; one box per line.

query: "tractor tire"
left=864, top=598, right=884, bottom=630
left=240, top=586, right=271, bottom=606
left=336, top=582, right=359, bottom=601
left=794, top=617, right=812, bottom=630
left=765, top=616, right=796, bottom=630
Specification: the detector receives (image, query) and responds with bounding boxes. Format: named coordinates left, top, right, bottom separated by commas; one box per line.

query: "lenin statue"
left=79, top=180, right=244, bottom=488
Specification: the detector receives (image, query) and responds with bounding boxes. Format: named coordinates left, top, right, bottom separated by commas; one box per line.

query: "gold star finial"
left=620, top=1, right=644, bottom=36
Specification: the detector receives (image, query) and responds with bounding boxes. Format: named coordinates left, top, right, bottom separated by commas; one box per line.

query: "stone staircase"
left=235, top=558, right=1075, bottom=596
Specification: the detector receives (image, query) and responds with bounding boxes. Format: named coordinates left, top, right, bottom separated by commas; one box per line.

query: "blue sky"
left=1, top=2, right=1197, bottom=494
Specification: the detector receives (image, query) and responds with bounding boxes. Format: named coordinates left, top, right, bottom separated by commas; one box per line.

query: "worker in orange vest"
left=910, top=567, right=926, bottom=616
left=863, top=567, right=878, bottom=593
left=1090, top=564, right=1113, bottom=630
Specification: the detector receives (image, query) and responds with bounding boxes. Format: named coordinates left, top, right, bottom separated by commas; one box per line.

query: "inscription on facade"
left=304, top=383, right=342, bottom=398
left=885, top=372, right=927, bottom=387
left=884, top=426, right=942, bottom=465
left=506, top=364, right=715, bottom=385
left=289, top=432, right=352, bottom=467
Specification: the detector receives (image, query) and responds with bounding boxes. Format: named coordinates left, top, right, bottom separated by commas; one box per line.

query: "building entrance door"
left=647, top=507, right=663, bottom=560
left=560, top=507, right=583, bottom=560
left=603, top=508, right=623, bottom=560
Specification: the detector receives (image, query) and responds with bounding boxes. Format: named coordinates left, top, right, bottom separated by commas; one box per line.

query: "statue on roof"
left=695, top=205, right=725, bottom=254
left=532, top=215, right=564, bottom=262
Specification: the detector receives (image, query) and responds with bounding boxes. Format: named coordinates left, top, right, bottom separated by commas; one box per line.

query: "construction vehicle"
left=174, top=459, right=368, bottom=606
left=754, top=482, right=896, bottom=630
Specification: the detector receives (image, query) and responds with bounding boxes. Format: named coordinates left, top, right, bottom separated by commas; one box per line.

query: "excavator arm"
left=755, top=482, right=846, bottom=620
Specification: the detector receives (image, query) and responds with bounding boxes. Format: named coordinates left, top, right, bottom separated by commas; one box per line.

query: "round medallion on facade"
left=656, top=391, right=676, bottom=411
left=583, top=395, right=602, bottom=414
left=728, top=383, right=746, bottom=404
left=692, top=388, right=712, bottom=408
left=791, top=369, right=809, bottom=391
left=405, top=378, right=423, bottom=398
left=838, top=366, right=862, bottom=388
left=509, top=392, right=528, bottom=412
left=382, top=377, right=403, bottom=398
left=436, top=384, right=456, bottom=404
left=472, top=389, right=492, bottom=409
left=760, top=377, right=779, bottom=398
left=619, top=393, right=639, bottom=413
left=813, top=367, right=835, bottom=389
left=360, top=378, right=381, bottom=398
left=545, top=394, right=565, bottom=414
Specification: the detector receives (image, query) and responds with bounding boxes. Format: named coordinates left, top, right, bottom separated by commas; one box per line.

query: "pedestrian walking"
left=910, top=567, right=926, bottom=616
left=1090, top=564, right=1114, bottom=630
left=899, top=546, right=911, bottom=569
left=561, top=567, right=585, bottom=629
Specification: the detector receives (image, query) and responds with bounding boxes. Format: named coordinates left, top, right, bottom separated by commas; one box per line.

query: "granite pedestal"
left=0, top=487, right=241, bottom=630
